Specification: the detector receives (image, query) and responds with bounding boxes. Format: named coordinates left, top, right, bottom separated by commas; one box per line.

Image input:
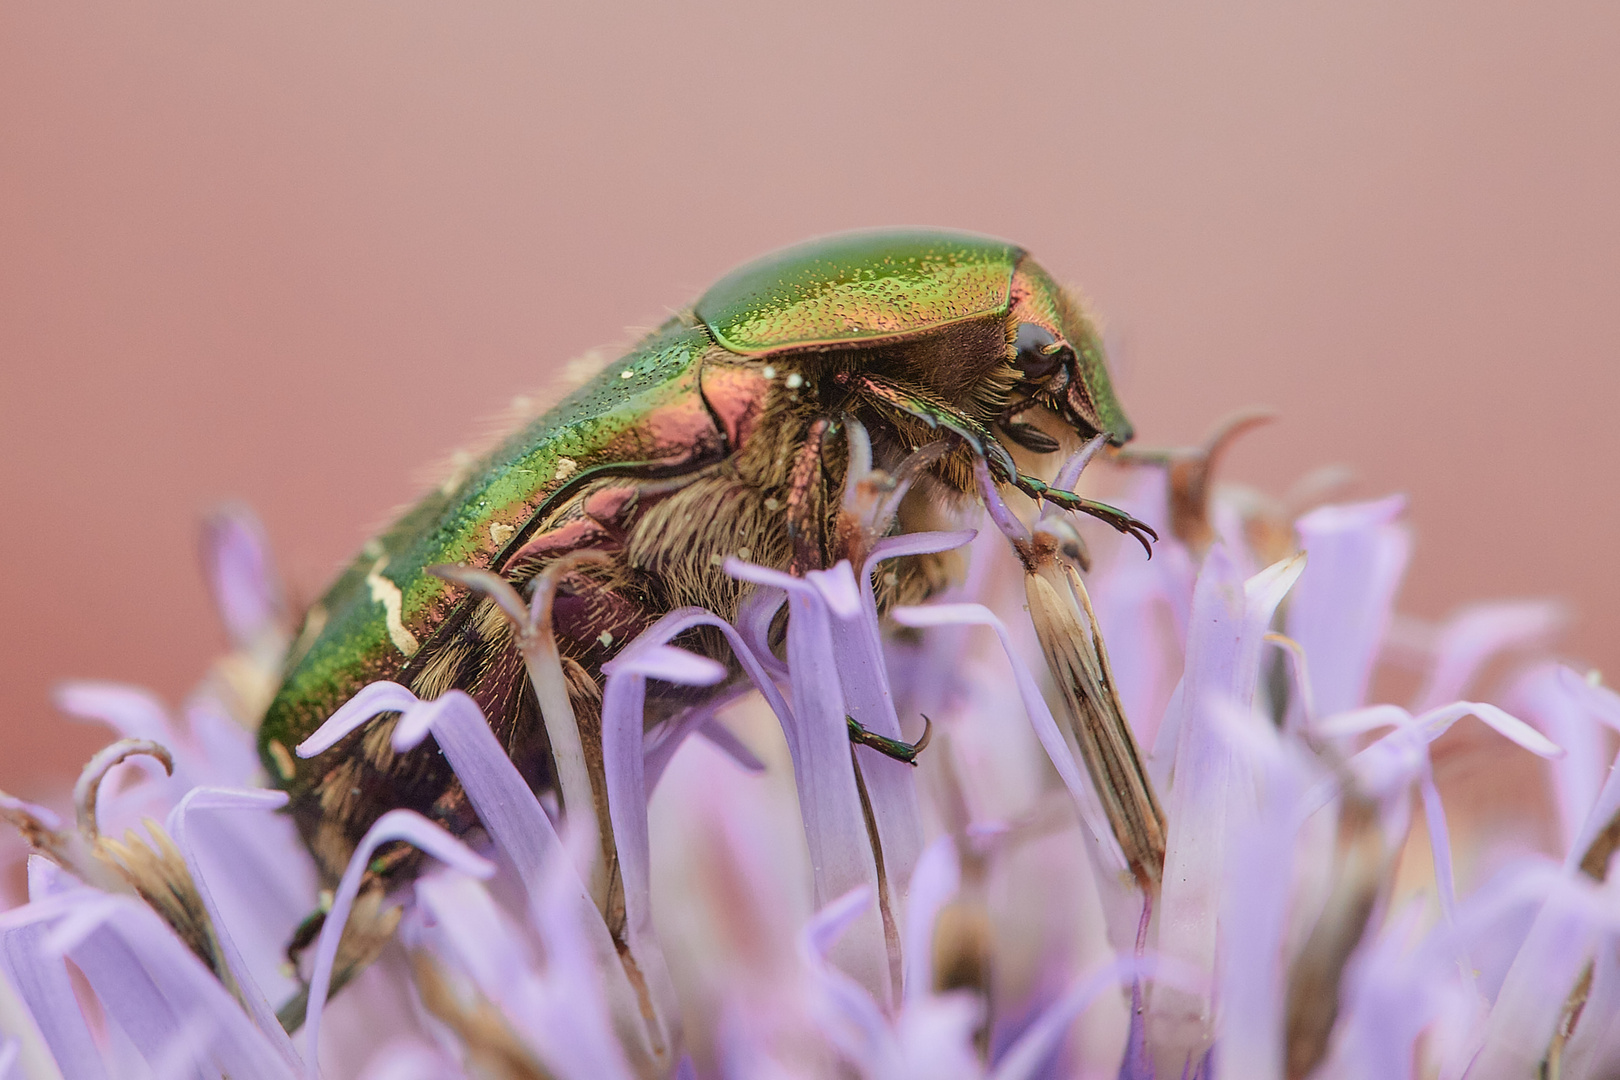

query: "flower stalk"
left=974, top=449, right=1168, bottom=893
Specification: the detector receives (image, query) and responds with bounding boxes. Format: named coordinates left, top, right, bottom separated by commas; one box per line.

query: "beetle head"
left=1005, top=260, right=1134, bottom=447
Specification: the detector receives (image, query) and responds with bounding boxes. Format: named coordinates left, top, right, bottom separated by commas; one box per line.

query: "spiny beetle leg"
left=847, top=373, right=1020, bottom=482
left=1020, top=475, right=1158, bottom=559
left=846, top=714, right=933, bottom=766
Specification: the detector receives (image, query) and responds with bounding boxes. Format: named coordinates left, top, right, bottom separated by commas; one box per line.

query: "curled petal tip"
left=609, top=643, right=727, bottom=687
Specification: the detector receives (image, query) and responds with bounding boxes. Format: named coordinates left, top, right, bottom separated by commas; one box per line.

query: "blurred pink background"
left=2, top=2, right=1616, bottom=798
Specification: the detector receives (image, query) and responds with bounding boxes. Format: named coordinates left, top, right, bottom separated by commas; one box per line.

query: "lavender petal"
left=0, top=911, right=107, bottom=1080
left=990, top=956, right=1156, bottom=1080
left=53, top=681, right=176, bottom=745
left=303, top=810, right=494, bottom=1080
left=295, top=681, right=420, bottom=758
left=1512, top=665, right=1612, bottom=854
left=42, top=892, right=296, bottom=1079
left=1411, top=600, right=1566, bottom=713
left=1159, top=549, right=1304, bottom=985
left=1467, top=874, right=1611, bottom=1080
left=200, top=507, right=285, bottom=650
left=901, top=837, right=960, bottom=1004
left=1287, top=495, right=1410, bottom=716
left=165, top=787, right=302, bottom=1068
left=891, top=602, right=1127, bottom=873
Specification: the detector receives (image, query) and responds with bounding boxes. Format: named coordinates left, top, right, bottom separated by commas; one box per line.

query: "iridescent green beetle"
left=259, top=228, right=1149, bottom=1003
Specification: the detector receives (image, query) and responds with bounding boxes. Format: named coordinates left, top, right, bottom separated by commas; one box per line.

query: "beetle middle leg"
left=838, top=371, right=1021, bottom=482
left=785, top=416, right=833, bottom=574
left=276, top=870, right=404, bottom=1031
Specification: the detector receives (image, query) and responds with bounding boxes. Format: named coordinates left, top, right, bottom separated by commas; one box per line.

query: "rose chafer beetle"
left=259, top=228, right=1152, bottom=1019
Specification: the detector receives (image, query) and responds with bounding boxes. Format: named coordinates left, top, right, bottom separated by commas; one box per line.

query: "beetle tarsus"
left=1015, top=475, right=1158, bottom=559
left=846, top=714, right=931, bottom=765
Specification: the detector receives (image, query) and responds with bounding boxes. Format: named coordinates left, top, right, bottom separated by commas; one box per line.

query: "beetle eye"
left=1013, top=324, right=1068, bottom=382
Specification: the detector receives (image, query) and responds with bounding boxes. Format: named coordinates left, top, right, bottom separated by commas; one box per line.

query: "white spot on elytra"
left=762, top=365, right=777, bottom=379
left=597, top=630, right=614, bottom=648
left=784, top=372, right=803, bottom=389
left=554, top=457, right=579, bottom=482
left=267, top=740, right=295, bottom=780
left=620, top=369, right=634, bottom=380
left=490, top=522, right=516, bottom=546
left=366, top=555, right=420, bottom=657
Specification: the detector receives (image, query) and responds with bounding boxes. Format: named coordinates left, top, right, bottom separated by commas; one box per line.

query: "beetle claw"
left=846, top=714, right=931, bottom=765
left=1018, top=478, right=1158, bottom=559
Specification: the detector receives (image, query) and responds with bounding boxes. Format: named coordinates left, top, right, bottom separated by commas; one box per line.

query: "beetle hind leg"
left=275, top=876, right=403, bottom=1032
left=847, top=713, right=933, bottom=765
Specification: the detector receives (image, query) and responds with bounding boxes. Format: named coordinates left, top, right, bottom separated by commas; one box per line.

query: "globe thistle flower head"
left=0, top=427, right=1614, bottom=1080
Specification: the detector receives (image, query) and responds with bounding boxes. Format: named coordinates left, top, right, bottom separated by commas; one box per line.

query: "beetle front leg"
left=1018, top=476, right=1158, bottom=557
left=839, top=371, right=1156, bottom=557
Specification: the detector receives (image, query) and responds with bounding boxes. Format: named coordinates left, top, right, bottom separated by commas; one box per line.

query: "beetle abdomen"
left=257, top=317, right=731, bottom=864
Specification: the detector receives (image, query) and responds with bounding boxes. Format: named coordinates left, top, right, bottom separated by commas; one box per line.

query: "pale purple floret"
left=726, top=558, right=901, bottom=1003
left=1316, top=700, right=1561, bottom=936
left=199, top=508, right=287, bottom=654
left=2, top=462, right=1617, bottom=1080
left=1158, top=546, right=1303, bottom=991
left=302, top=811, right=495, bottom=1079
left=6, top=883, right=297, bottom=1078
left=1087, top=471, right=1195, bottom=753
left=890, top=602, right=1127, bottom=877
left=1509, top=665, right=1620, bottom=854
left=1286, top=495, right=1410, bottom=718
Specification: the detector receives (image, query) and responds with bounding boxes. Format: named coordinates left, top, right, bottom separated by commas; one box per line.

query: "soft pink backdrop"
left=3, top=2, right=1617, bottom=798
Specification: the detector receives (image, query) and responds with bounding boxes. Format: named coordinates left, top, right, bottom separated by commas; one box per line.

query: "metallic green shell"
left=259, top=317, right=716, bottom=770
left=695, top=229, right=1021, bottom=355
left=260, top=227, right=1135, bottom=782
